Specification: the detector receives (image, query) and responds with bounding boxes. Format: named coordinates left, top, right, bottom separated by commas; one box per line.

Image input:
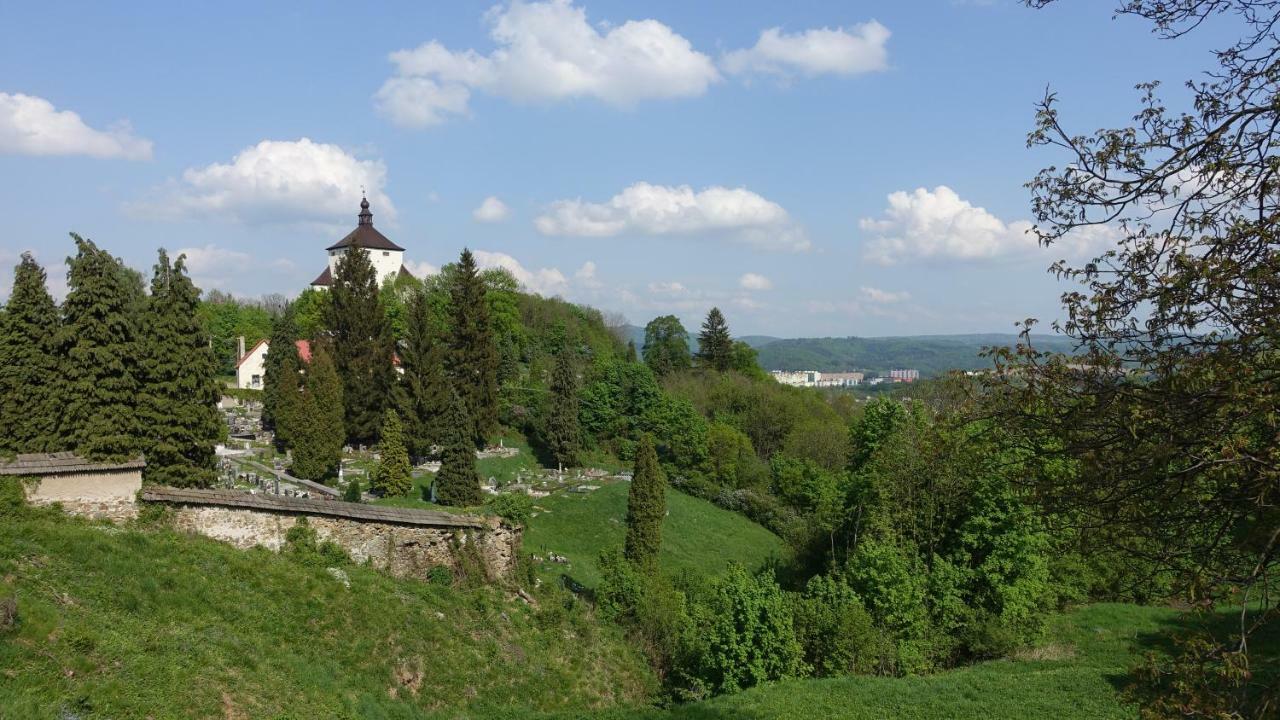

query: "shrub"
left=0, top=476, right=31, bottom=518
left=486, top=493, right=533, bottom=527
left=426, top=565, right=453, bottom=587
left=283, top=517, right=349, bottom=567
left=792, top=575, right=882, bottom=676
left=342, top=477, right=362, bottom=503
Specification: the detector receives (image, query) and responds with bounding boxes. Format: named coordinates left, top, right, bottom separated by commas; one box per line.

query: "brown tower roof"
left=325, top=197, right=404, bottom=252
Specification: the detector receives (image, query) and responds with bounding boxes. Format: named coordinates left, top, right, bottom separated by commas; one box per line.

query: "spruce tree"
left=624, top=434, right=667, bottom=573
left=625, top=340, right=638, bottom=364
left=324, top=246, right=394, bottom=446
left=261, top=310, right=299, bottom=433
left=139, top=250, right=222, bottom=487
left=395, top=289, right=451, bottom=457
left=371, top=410, right=413, bottom=496
left=291, top=341, right=344, bottom=482
left=434, top=388, right=483, bottom=507
left=543, top=347, right=581, bottom=468
left=447, top=249, right=499, bottom=447
left=59, top=234, right=147, bottom=461
left=271, top=354, right=303, bottom=449
left=696, top=307, right=733, bottom=372
left=0, top=253, right=63, bottom=453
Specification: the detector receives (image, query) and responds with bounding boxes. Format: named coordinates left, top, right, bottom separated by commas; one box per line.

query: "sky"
left=0, top=0, right=1236, bottom=337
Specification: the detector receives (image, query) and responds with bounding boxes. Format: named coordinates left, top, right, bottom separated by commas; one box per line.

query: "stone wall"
left=26, top=470, right=142, bottom=522
left=142, top=489, right=520, bottom=582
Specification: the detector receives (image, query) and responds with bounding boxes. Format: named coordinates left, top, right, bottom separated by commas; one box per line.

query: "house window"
left=251, top=374, right=261, bottom=388
left=382, top=251, right=390, bottom=256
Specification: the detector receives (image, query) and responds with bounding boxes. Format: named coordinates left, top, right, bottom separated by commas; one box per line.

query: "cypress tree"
left=261, top=310, right=300, bottom=433
left=543, top=347, right=581, bottom=468
left=371, top=410, right=413, bottom=496
left=396, top=289, right=451, bottom=457
left=291, top=341, right=344, bottom=482
left=447, top=249, right=499, bottom=447
left=434, top=388, right=483, bottom=507
left=271, top=354, right=303, bottom=448
left=0, top=253, right=63, bottom=453
left=624, top=434, right=667, bottom=573
left=59, top=234, right=147, bottom=461
left=139, top=250, right=222, bottom=487
left=325, top=246, right=394, bottom=446
left=696, top=307, right=733, bottom=372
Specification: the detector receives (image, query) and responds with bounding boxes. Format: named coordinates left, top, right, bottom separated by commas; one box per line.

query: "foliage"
left=370, top=410, right=412, bottom=497
left=394, top=288, right=451, bottom=457
left=269, top=355, right=302, bottom=449
left=138, top=250, right=222, bottom=487
left=341, top=476, right=362, bottom=503
left=792, top=574, right=881, bottom=677
left=639, top=394, right=709, bottom=474
left=325, top=247, right=395, bottom=447
left=706, top=422, right=763, bottom=490
left=624, top=436, right=667, bottom=573
left=434, top=389, right=483, bottom=507
left=289, top=287, right=329, bottom=340
left=643, top=315, right=692, bottom=378
left=683, top=564, right=805, bottom=696
left=289, top=341, right=344, bottom=482
left=0, top=253, right=63, bottom=453
left=447, top=249, right=501, bottom=447
left=195, top=290, right=274, bottom=376
left=58, top=234, right=146, bottom=461
left=542, top=346, right=582, bottom=467
left=283, top=516, right=349, bottom=567
left=0, top=476, right=32, bottom=519
left=260, top=310, right=299, bottom=433
left=696, top=307, right=733, bottom=372
left=485, top=493, right=533, bottom=527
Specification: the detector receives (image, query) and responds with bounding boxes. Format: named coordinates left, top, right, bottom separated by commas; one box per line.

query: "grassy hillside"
left=523, top=481, right=788, bottom=589
left=0, top=509, right=657, bottom=719
left=755, top=333, right=1081, bottom=375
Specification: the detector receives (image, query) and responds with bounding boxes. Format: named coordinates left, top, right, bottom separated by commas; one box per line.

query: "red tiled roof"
left=295, top=339, right=312, bottom=363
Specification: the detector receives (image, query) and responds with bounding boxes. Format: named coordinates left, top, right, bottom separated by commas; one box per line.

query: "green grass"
left=523, top=481, right=789, bottom=589
left=0, top=509, right=657, bottom=719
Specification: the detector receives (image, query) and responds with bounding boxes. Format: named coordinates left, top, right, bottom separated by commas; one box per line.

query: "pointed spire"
left=358, top=192, right=373, bottom=226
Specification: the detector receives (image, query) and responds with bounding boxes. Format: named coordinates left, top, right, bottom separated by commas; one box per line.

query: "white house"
left=235, top=338, right=270, bottom=389
left=311, top=196, right=409, bottom=289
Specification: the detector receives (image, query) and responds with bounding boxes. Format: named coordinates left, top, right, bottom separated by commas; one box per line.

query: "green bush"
left=486, top=493, right=533, bottom=527
left=792, top=574, right=882, bottom=676
left=283, top=517, right=349, bottom=567
left=426, top=565, right=453, bottom=587
left=0, top=476, right=30, bottom=518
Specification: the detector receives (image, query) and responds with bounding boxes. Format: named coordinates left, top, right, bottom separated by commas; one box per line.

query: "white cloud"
left=174, top=244, right=252, bottom=290
left=473, top=249, right=567, bottom=296
left=403, top=259, right=440, bottom=278
left=0, top=92, right=152, bottom=160
left=536, top=182, right=808, bottom=251
left=130, top=138, right=393, bottom=227
left=722, top=22, right=891, bottom=79
left=473, top=196, right=511, bottom=223
left=376, top=0, right=720, bottom=127
left=860, top=286, right=909, bottom=303
left=739, top=272, right=773, bottom=290
left=860, top=185, right=1113, bottom=265
left=574, top=260, right=602, bottom=289
left=647, top=280, right=687, bottom=295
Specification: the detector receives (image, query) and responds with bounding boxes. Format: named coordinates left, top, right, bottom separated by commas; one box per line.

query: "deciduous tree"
left=641, top=315, right=690, bottom=378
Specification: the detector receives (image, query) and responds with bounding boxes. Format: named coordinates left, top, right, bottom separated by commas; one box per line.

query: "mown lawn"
left=523, top=481, right=789, bottom=589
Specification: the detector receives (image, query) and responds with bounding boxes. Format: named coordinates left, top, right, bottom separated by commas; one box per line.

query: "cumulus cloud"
left=860, top=286, right=909, bottom=303
left=403, top=259, right=440, bottom=278
left=739, top=272, right=773, bottom=290
left=0, top=92, right=152, bottom=160
left=472, top=196, right=511, bottom=223
left=647, top=280, right=688, bottom=295
left=535, top=182, right=808, bottom=251
left=722, top=22, right=890, bottom=79
left=130, top=138, right=393, bottom=226
left=376, top=0, right=720, bottom=127
left=860, top=185, right=1113, bottom=265
left=473, top=249, right=567, bottom=296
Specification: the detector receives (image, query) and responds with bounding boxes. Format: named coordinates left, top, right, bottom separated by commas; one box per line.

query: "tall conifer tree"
left=291, top=341, right=345, bottom=482
left=139, top=250, right=222, bottom=487
left=696, top=307, right=733, bottom=372
left=59, top=234, right=146, bottom=461
left=325, top=247, right=393, bottom=446
left=447, top=249, right=499, bottom=447
left=624, top=435, right=667, bottom=573
left=261, top=310, right=300, bottom=433
left=0, top=253, right=63, bottom=452
left=395, top=289, right=451, bottom=457
left=272, top=354, right=302, bottom=449
left=543, top=346, right=581, bottom=467
left=371, top=410, right=412, bottom=496
left=434, top=388, right=483, bottom=506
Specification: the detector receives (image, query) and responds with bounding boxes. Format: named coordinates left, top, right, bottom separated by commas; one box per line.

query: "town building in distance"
left=770, top=370, right=865, bottom=388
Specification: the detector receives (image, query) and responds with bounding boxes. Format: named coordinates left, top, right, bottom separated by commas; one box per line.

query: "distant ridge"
left=622, top=326, right=1078, bottom=377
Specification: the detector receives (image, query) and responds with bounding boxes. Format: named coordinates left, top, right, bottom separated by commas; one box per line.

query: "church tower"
left=310, top=196, right=408, bottom=289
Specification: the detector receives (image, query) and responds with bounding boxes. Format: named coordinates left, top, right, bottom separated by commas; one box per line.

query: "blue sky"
left=0, top=0, right=1232, bottom=337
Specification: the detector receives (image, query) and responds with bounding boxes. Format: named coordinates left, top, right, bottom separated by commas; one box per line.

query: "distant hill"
left=756, top=334, right=1080, bottom=376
